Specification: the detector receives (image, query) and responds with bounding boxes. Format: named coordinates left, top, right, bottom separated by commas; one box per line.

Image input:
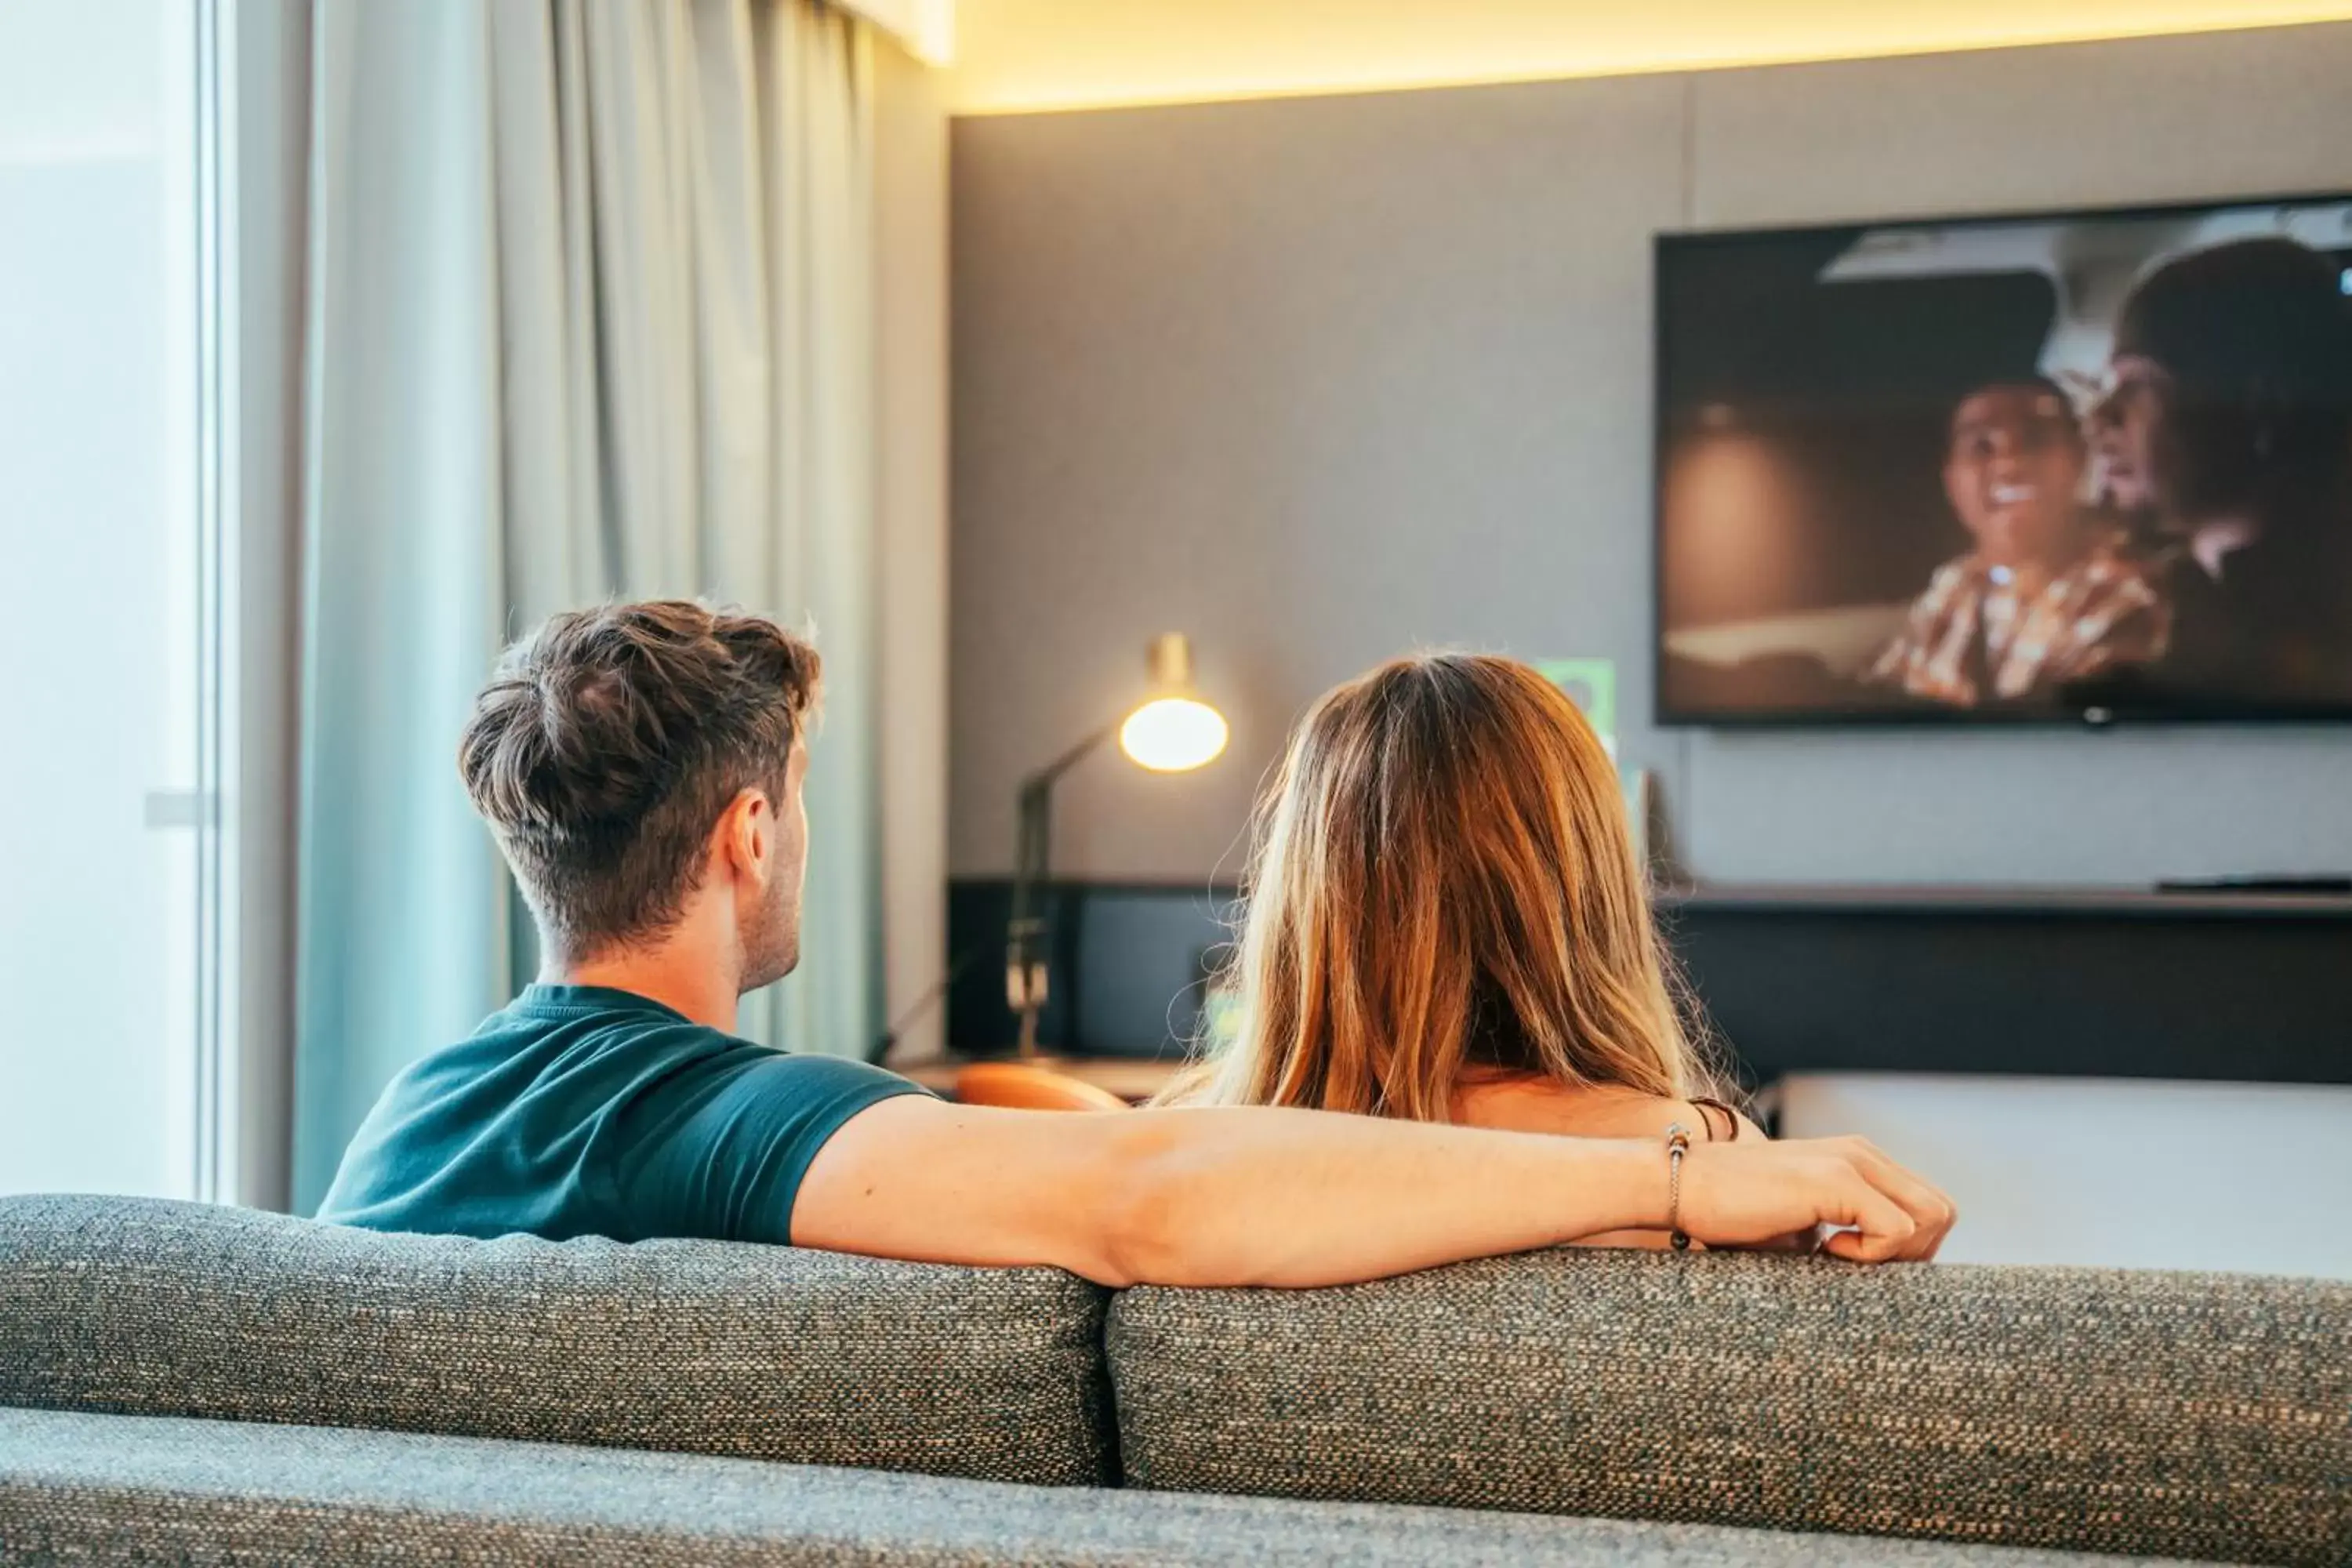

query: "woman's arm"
left=1452, top=1080, right=1773, bottom=1249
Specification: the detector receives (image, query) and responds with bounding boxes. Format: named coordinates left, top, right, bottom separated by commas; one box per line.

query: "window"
left=0, top=0, right=224, bottom=1200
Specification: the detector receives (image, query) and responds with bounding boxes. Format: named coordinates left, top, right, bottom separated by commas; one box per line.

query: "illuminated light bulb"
left=1120, top=696, right=1229, bottom=772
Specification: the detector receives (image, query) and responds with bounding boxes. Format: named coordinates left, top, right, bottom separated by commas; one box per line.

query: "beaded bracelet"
left=1665, top=1122, right=1693, bottom=1251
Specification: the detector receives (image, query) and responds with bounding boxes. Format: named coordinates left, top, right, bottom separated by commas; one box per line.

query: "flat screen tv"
left=1654, top=194, right=2352, bottom=725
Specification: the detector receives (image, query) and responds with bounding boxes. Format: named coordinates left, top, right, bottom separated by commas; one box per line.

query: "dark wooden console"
left=1660, top=884, right=2351, bottom=1087
left=945, top=880, right=2352, bottom=1087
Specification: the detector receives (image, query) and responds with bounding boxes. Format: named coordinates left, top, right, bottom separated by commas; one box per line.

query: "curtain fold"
left=292, top=0, right=883, bottom=1214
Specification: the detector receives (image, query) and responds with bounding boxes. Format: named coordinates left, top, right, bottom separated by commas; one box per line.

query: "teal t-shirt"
left=318, top=984, right=930, bottom=1243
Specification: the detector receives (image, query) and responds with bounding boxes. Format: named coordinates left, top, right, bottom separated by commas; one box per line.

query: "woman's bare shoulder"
left=1452, top=1078, right=1684, bottom=1139
left=1452, top=1076, right=1764, bottom=1142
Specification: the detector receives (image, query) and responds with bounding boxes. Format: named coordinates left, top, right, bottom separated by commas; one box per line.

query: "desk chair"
left=952, top=1061, right=1131, bottom=1112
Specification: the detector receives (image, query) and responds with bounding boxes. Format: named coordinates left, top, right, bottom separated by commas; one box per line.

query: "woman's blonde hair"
left=1168, top=653, right=1719, bottom=1119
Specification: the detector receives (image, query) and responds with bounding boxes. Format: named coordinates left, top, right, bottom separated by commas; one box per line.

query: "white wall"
left=949, top=22, right=2352, bottom=1276
left=1780, top=1076, right=2352, bottom=1276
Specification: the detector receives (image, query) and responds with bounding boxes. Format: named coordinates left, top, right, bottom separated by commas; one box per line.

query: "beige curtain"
left=296, top=0, right=882, bottom=1210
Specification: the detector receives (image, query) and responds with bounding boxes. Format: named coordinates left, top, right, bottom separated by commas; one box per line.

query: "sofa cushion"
left=0, top=1408, right=2212, bottom=1567
left=1109, top=1250, right=2350, bottom=1567
left=0, top=1194, right=1113, bottom=1486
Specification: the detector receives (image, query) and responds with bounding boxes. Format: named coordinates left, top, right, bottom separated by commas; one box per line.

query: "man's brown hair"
left=459, top=601, right=821, bottom=963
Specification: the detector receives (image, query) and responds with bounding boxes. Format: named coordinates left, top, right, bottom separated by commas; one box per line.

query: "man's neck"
left=547, top=950, right=739, bottom=1034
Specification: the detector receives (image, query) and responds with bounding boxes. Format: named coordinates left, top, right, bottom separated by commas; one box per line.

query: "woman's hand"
left=1679, top=1135, right=1956, bottom=1261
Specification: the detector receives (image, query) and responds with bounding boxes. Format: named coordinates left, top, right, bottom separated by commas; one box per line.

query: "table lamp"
left=1006, top=634, right=1227, bottom=1057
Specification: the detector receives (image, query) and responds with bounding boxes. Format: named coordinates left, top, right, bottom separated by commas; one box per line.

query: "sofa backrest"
left=1109, top=1249, right=2351, bottom=1567
left=0, top=1194, right=1115, bottom=1486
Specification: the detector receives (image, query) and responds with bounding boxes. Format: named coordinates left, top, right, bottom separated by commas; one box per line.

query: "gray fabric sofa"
left=2, top=1195, right=2344, bottom=1566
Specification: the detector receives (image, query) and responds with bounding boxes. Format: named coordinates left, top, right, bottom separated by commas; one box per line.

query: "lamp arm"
left=1006, top=724, right=1115, bottom=1055
left=1024, top=724, right=1116, bottom=795
left=1010, top=724, right=1109, bottom=927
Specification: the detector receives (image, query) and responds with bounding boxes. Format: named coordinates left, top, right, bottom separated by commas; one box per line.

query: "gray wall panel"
left=952, top=78, right=1690, bottom=878
left=952, top=27, right=2352, bottom=887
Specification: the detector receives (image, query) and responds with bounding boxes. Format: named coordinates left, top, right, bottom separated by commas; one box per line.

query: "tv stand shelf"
left=1658, top=882, right=2352, bottom=1087
left=942, top=877, right=2350, bottom=1088
left=1662, top=883, right=2352, bottom=920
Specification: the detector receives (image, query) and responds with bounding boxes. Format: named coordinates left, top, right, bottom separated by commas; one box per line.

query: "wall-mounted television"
left=1654, top=194, right=2352, bottom=725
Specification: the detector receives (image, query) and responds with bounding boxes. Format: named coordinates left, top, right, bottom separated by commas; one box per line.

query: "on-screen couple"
left=1871, top=237, right=2352, bottom=710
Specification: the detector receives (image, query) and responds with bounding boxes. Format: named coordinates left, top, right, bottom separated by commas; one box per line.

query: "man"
left=2088, top=237, right=2352, bottom=705
left=322, top=601, right=1954, bottom=1285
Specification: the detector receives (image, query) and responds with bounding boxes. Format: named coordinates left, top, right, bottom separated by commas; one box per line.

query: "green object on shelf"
left=1535, top=658, right=1617, bottom=749
left=1200, top=981, right=1240, bottom=1051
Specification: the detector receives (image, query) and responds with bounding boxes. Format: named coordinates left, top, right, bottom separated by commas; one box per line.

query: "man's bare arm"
left=791, top=1097, right=1954, bottom=1288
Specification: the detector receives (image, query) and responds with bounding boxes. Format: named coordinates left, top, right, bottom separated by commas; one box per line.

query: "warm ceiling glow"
left=949, top=1, right=2352, bottom=114
left=842, top=0, right=955, bottom=64
left=1120, top=697, right=1229, bottom=773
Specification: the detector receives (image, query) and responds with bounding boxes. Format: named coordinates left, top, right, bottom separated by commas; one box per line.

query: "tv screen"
left=1654, top=195, right=2352, bottom=724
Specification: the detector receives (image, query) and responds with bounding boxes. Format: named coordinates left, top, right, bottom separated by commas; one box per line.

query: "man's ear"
left=716, top=787, right=774, bottom=884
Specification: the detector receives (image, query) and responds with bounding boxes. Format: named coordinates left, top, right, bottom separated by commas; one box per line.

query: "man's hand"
left=1678, top=1135, right=1956, bottom=1261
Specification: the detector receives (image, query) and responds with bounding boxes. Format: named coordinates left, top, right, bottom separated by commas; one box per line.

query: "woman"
left=1163, top=653, right=1755, bottom=1248
left=1868, top=376, right=2167, bottom=708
